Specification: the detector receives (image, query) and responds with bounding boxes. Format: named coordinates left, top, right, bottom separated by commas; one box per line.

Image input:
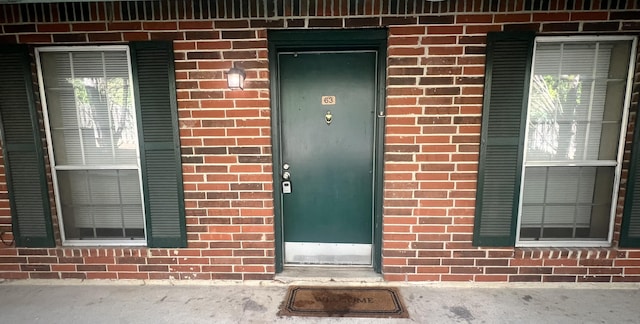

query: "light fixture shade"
left=227, top=67, right=245, bottom=90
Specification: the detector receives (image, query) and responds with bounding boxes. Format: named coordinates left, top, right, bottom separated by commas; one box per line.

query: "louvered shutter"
left=130, top=41, right=186, bottom=248
left=621, top=106, right=640, bottom=247
left=0, top=45, right=54, bottom=247
left=473, top=32, right=535, bottom=246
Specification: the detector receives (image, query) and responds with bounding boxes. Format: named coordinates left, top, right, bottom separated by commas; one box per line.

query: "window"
left=518, top=38, right=635, bottom=245
left=473, top=32, right=639, bottom=248
left=37, top=47, right=145, bottom=244
left=1, top=42, right=185, bottom=248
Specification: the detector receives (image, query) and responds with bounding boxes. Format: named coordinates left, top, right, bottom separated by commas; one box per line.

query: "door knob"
left=325, top=111, right=333, bottom=125
left=282, top=171, right=291, bottom=180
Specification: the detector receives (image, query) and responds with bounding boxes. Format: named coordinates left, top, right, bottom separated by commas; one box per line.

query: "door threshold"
left=275, top=266, right=383, bottom=284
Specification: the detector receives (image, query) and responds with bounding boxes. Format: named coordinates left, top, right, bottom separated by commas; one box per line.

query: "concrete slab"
left=0, top=280, right=639, bottom=323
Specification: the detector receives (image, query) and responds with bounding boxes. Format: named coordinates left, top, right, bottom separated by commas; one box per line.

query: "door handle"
left=281, top=165, right=292, bottom=194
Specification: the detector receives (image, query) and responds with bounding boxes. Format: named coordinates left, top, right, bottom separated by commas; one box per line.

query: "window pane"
left=526, top=41, right=628, bottom=162
left=57, top=169, right=144, bottom=240
left=520, top=166, right=614, bottom=241
left=40, top=52, right=72, bottom=89
left=40, top=51, right=137, bottom=167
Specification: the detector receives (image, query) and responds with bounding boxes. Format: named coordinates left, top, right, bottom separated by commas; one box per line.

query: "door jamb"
left=268, top=29, right=388, bottom=273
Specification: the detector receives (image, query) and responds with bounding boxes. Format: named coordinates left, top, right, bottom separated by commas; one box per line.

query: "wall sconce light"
left=227, top=67, right=245, bottom=90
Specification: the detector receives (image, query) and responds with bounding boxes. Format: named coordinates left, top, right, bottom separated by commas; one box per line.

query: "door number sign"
left=322, top=96, right=336, bottom=105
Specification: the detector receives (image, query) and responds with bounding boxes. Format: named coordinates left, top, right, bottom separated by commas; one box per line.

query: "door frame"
left=268, top=29, right=388, bottom=273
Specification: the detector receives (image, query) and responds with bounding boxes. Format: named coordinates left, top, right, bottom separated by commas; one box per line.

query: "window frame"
left=35, top=45, right=148, bottom=246
left=515, top=35, right=638, bottom=248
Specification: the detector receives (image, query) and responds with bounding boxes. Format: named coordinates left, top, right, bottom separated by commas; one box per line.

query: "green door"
left=278, top=51, right=377, bottom=265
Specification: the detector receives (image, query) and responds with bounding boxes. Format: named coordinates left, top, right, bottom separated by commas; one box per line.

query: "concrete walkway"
left=0, top=280, right=639, bottom=323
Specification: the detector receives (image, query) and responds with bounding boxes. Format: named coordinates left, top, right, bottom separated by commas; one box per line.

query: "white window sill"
left=516, top=241, right=611, bottom=248
left=62, top=240, right=147, bottom=247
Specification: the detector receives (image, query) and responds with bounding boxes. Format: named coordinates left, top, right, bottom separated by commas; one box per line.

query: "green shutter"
left=473, top=32, right=535, bottom=247
left=621, top=104, right=640, bottom=247
left=130, top=41, right=186, bottom=248
left=0, top=45, right=54, bottom=247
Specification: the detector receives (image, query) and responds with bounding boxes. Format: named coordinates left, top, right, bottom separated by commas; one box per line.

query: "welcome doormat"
left=278, top=286, right=409, bottom=318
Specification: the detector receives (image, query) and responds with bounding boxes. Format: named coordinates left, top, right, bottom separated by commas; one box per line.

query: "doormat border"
left=277, top=285, right=409, bottom=318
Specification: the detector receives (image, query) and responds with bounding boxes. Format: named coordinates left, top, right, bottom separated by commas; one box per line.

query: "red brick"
left=578, top=276, right=611, bottom=283
left=495, top=14, right=532, bottom=23
left=88, top=33, right=122, bottom=42
left=105, top=264, right=137, bottom=272
left=442, top=275, right=474, bottom=281
left=179, top=21, right=214, bottom=29
left=456, top=14, right=493, bottom=24
left=107, top=22, right=141, bottom=31
left=2, top=24, right=34, bottom=34
left=465, top=25, right=502, bottom=34
left=417, top=266, right=450, bottom=273
left=579, top=259, right=613, bottom=267
left=143, top=22, right=178, bottom=30
left=388, top=47, right=425, bottom=56
left=389, top=26, right=426, bottom=35
left=589, top=268, right=622, bottom=275
left=553, top=267, right=587, bottom=275
left=150, top=32, right=184, bottom=40
left=570, top=11, right=609, bottom=21
left=345, top=17, right=380, bottom=28
left=427, top=26, right=464, bottom=34
left=509, top=275, right=541, bottom=282
left=429, top=46, right=463, bottom=55
left=533, top=13, right=571, bottom=22
left=119, top=272, right=150, bottom=280
left=543, top=276, right=577, bottom=282
left=72, top=23, right=106, bottom=31
left=389, top=36, right=420, bottom=46
left=544, top=259, right=578, bottom=267
left=123, top=32, right=149, bottom=41
left=37, top=24, right=70, bottom=32
left=18, top=34, right=52, bottom=43
left=476, top=275, right=509, bottom=282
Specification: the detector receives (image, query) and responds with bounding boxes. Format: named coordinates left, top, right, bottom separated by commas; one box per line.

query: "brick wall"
left=0, top=0, right=639, bottom=282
